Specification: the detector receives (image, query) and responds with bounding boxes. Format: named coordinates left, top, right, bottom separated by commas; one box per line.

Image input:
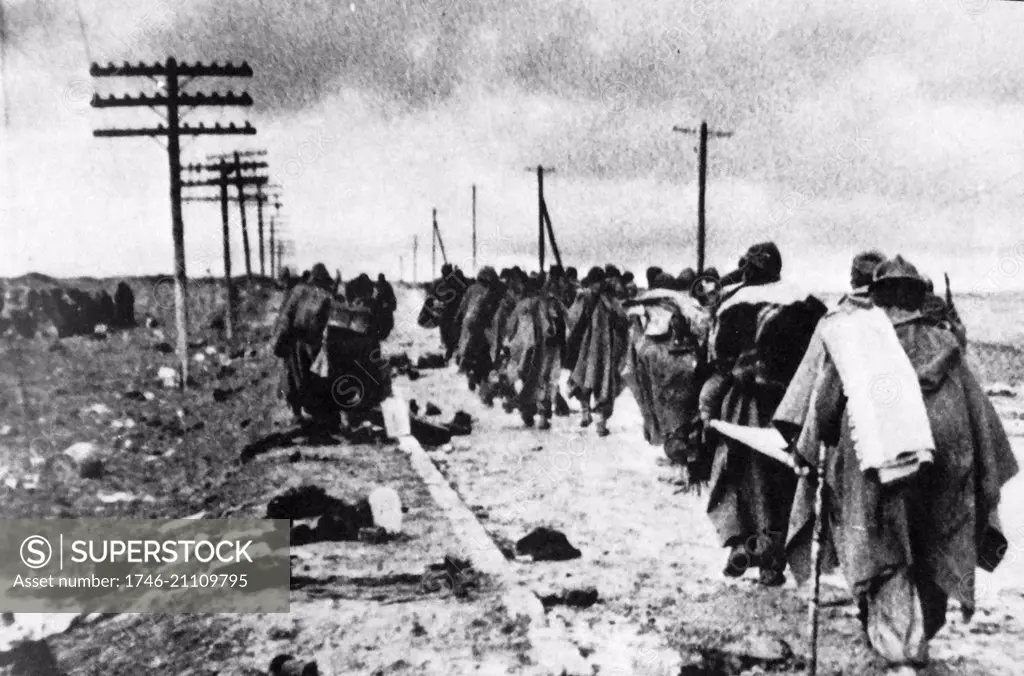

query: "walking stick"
left=807, top=441, right=827, bottom=676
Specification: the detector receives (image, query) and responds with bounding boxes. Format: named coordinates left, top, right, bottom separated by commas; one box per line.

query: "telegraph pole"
left=471, top=184, right=477, bottom=273
left=270, top=199, right=282, bottom=278
left=525, top=165, right=561, bottom=272
left=256, top=182, right=266, bottom=277
left=431, top=209, right=437, bottom=280
left=433, top=210, right=448, bottom=268
left=413, top=235, right=419, bottom=284
left=92, top=58, right=255, bottom=388
left=672, top=121, right=733, bottom=274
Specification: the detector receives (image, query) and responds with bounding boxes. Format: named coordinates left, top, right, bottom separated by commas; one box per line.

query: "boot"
left=579, top=409, right=592, bottom=428
left=537, top=415, right=551, bottom=430
left=595, top=416, right=609, bottom=437
left=521, top=412, right=535, bottom=428
left=723, top=545, right=750, bottom=578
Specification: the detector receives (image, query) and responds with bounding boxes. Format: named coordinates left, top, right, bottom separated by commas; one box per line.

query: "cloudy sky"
left=3, top=0, right=1024, bottom=292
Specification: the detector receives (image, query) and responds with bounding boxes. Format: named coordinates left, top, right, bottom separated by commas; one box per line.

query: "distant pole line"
left=183, top=154, right=269, bottom=338
left=91, top=58, right=255, bottom=388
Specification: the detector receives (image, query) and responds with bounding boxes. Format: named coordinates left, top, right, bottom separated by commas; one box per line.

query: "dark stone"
left=416, top=353, right=447, bottom=369
left=2, top=639, right=61, bottom=676
left=410, top=415, right=452, bottom=447
left=266, top=485, right=339, bottom=520
left=154, top=341, right=173, bottom=353
left=314, top=498, right=373, bottom=542
left=290, top=524, right=316, bottom=546
left=212, top=387, right=232, bottom=403
left=540, top=586, right=599, bottom=609
left=122, top=389, right=146, bottom=401
left=515, top=527, right=581, bottom=561
left=446, top=411, right=472, bottom=436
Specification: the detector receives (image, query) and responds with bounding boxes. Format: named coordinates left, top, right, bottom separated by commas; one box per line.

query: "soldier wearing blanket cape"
left=565, top=266, right=630, bottom=437
left=774, top=255, right=1017, bottom=669
left=494, top=272, right=566, bottom=429
left=454, top=267, right=506, bottom=399
left=622, top=283, right=710, bottom=465
left=691, top=242, right=828, bottom=586
left=272, top=263, right=335, bottom=425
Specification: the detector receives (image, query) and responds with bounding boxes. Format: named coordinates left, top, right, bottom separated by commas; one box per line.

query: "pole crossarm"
left=182, top=175, right=268, bottom=188
left=672, top=125, right=733, bottom=138
left=91, top=92, right=252, bottom=108
left=184, top=160, right=268, bottom=173
left=90, top=61, right=253, bottom=78
left=93, top=122, right=256, bottom=137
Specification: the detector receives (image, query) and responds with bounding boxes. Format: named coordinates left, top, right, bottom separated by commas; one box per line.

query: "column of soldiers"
left=275, top=242, right=1018, bottom=671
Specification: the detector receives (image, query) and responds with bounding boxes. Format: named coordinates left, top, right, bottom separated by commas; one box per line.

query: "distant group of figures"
left=417, top=244, right=1019, bottom=669
left=272, top=264, right=398, bottom=430
left=0, top=280, right=135, bottom=339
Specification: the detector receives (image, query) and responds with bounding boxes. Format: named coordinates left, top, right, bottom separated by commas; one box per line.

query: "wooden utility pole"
left=431, top=209, right=437, bottom=279
left=471, top=184, right=477, bottom=273
left=537, top=166, right=545, bottom=271
left=433, top=209, right=449, bottom=269
left=270, top=199, right=282, bottom=278
left=256, top=182, right=266, bottom=276
left=413, top=235, right=419, bottom=284
left=672, top=121, right=733, bottom=274
left=91, top=58, right=255, bottom=388
left=526, top=165, right=561, bottom=272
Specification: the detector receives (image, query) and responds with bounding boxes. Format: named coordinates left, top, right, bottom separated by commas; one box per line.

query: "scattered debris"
left=266, top=485, right=338, bottom=520
left=539, top=586, right=599, bottom=609
left=410, top=416, right=452, bottom=446
left=0, top=639, right=61, bottom=676
left=212, top=387, right=233, bottom=403
left=192, top=352, right=206, bottom=363
left=314, top=499, right=374, bottom=542
left=269, top=654, right=320, bottom=676
left=143, top=391, right=156, bottom=401
left=424, top=402, right=442, bottom=416
left=204, top=345, right=218, bottom=355
left=157, top=366, right=179, bottom=388
left=703, top=633, right=794, bottom=673
left=368, top=486, right=403, bottom=533
left=358, top=526, right=390, bottom=544
left=154, top=341, right=173, bottom=354
left=985, top=382, right=1017, bottom=398
left=515, top=527, right=582, bottom=561
left=446, top=411, right=473, bottom=436
left=96, top=490, right=155, bottom=504
left=80, top=403, right=113, bottom=417
left=121, top=389, right=146, bottom=401
left=423, top=554, right=480, bottom=598
left=416, top=352, right=446, bottom=369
